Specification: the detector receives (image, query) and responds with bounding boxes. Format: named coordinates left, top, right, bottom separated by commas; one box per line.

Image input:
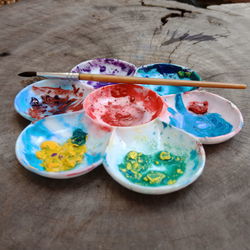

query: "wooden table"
left=1, top=0, right=250, bottom=249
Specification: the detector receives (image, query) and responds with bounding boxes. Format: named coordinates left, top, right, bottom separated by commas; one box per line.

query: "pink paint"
left=83, top=84, right=164, bottom=127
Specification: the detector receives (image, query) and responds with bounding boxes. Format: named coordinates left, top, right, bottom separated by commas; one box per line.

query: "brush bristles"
left=18, top=71, right=37, bottom=77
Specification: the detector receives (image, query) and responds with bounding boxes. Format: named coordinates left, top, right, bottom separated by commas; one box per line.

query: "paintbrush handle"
left=79, top=73, right=247, bottom=89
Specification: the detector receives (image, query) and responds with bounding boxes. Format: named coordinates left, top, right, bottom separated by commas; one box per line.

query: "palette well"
left=15, top=112, right=112, bottom=178
left=162, top=90, right=243, bottom=144
left=14, top=79, right=93, bottom=121
left=83, top=84, right=165, bottom=127
left=135, top=63, right=201, bottom=96
left=104, top=120, right=205, bottom=194
left=71, top=58, right=136, bottom=88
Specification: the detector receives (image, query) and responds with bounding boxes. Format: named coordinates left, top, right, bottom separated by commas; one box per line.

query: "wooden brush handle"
left=79, top=73, right=247, bottom=89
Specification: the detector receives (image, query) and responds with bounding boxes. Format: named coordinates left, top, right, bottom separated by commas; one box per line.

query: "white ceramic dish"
left=14, top=79, right=93, bottom=121
left=162, top=90, right=243, bottom=144
left=104, top=120, right=205, bottom=194
left=16, top=112, right=112, bottom=179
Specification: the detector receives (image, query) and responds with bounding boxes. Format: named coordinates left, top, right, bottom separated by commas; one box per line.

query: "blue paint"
left=168, top=94, right=233, bottom=137
left=85, top=153, right=102, bottom=165
left=190, top=149, right=200, bottom=170
left=135, top=64, right=201, bottom=96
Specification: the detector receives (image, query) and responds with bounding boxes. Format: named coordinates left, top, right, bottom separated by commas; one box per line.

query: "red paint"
left=188, top=101, right=208, bottom=114
left=28, top=85, right=84, bottom=120
left=83, top=84, right=164, bottom=127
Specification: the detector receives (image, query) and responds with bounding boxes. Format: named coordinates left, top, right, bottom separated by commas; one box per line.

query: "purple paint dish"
left=71, top=58, right=137, bottom=89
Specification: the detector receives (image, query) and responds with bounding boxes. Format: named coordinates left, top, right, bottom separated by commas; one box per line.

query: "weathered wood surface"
left=0, top=1, right=250, bottom=249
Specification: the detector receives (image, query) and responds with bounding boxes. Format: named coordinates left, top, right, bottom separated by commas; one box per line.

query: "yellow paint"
left=128, top=151, right=138, bottom=160
left=126, top=162, right=132, bottom=170
left=159, top=151, right=171, bottom=160
left=167, top=180, right=177, bottom=185
left=36, top=140, right=87, bottom=172
left=145, top=172, right=166, bottom=184
left=155, top=161, right=159, bottom=165
left=177, top=169, right=183, bottom=174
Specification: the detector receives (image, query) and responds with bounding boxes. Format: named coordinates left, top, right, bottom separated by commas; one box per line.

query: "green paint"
left=119, top=151, right=186, bottom=187
left=71, top=128, right=87, bottom=146
left=177, top=71, right=199, bottom=80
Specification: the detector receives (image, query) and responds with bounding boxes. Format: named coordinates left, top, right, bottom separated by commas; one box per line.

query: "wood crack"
left=161, top=10, right=192, bottom=25
left=140, top=0, right=194, bottom=20
left=168, top=40, right=183, bottom=63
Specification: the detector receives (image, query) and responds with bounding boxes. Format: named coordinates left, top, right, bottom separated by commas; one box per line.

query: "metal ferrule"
left=37, top=72, right=79, bottom=80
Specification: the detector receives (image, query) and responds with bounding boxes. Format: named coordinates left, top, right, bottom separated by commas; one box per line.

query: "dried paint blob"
left=119, top=151, right=186, bottom=186
left=188, top=101, right=208, bottom=114
left=71, top=58, right=136, bottom=88
left=83, top=84, right=164, bottom=127
left=168, top=94, right=233, bottom=137
left=28, top=85, right=85, bottom=120
left=135, top=63, right=201, bottom=96
left=36, top=129, right=87, bottom=172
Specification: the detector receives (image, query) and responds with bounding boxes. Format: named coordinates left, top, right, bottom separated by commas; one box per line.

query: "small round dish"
left=162, top=90, right=244, bottom=144
left=15, top=112, right=112, bottom=179
left=14, top=79, right=93, bottom=121
left=135, top=63, right=201, bottom=96
left=83, top=84, right=165, bottom=127
left=71, top=58, right=136, bottom=88
left=103, top=120, right=205, bottom=194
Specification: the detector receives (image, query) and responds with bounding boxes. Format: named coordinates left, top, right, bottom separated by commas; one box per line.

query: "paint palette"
left=15, top=112, right=112, bottom=178
left=14, top=79, right=93, bottom=121
left=104, top=120, right=205, bottom=194
left=71, top=58, right=136, bottom=88
left=14, top=58, right=244, bottom=193
left=162, top=90, right=243, bottom=144
left=135, top=63, right=201, bottom=96
left=83, top=84, right=165, bottom=127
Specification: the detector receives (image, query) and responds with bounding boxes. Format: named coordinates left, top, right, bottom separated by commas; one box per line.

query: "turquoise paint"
left=168, top=94, right=233, bottom=137
left=85, top=153, right=102, bottom=165
left=119, top=151, right=187, bottom=187
left=135, top=64, right=201, bottom=96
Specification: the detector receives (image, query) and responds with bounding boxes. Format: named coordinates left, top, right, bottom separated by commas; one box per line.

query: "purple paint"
left=71, top=58, right=136, bottom=88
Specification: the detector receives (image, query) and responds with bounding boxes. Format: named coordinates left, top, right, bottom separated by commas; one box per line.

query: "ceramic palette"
left=104, top=120, right=205, bottom=194
left=71, top=58, right=136, bottom=88
left=14, top=58, right=244, bottom=194
left=14, top=79, right=93, bottom=121
left=16, top=111, right=112, bottom=178
left=83, top=83, right=165, bottom=127
left=135, top=63, right=201, bottom=96
left=162, top=90, right=243, bottom=144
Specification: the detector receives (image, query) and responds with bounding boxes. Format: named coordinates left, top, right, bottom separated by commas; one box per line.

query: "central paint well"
left=83, top=84, right=164, bottom=127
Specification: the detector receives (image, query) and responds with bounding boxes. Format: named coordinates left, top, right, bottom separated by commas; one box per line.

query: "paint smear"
left=136, top=64, right=201, bottom=96
left=84, top=84, right=164, bottom=127
left=36, top=129, right=87, bottom=172
left=28, top=85, right=84, bottom=120
left=168, top=94, right=233, bottom=137
left=119, top=151, right=186, bottom=186
left=72, top=58, right=136, bottom=88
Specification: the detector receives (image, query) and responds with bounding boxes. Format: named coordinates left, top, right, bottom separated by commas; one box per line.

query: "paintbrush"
left=18, top=71, right=247, bottom=89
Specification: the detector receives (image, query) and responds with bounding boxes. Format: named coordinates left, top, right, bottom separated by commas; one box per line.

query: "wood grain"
left=0, top=0, right=250, bottom=249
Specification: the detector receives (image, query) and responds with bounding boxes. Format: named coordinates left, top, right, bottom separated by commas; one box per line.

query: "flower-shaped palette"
left=15, top=58, right=243, bottom=194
